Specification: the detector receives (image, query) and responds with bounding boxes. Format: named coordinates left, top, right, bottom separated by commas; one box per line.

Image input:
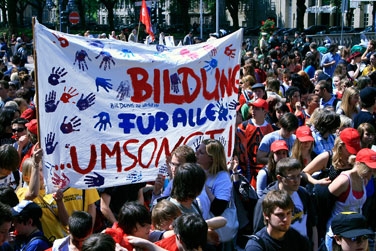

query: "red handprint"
left=60, top=86, right=78, bottom=103
left=52, top=33, right=69, bottom=48
left=180, top=48, right=199, bottom=59
left=203, top=44, right=217, bottom=56
left=52, top=172, right=70, bottom=189
left=224, top=44, right=236, bottom=58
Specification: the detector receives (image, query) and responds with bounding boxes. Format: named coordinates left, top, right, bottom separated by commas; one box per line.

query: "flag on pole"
left=140, top=0, right=154, bottom=41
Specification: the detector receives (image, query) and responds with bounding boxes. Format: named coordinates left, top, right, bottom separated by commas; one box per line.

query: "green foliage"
left=259, top=18, right=276, bottom=41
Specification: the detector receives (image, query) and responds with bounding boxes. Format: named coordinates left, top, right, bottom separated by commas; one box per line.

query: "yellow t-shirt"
left=17, top=187, right=99, bottom=241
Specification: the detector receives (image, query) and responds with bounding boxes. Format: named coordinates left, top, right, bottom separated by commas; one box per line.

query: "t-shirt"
left=353, top=111, right=376, bottom=129
left=245, top=227, right=310, bottom=251
left=258, top=130, right=296, bottom=155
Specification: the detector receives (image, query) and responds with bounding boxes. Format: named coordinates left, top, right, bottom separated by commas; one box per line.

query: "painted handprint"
left=224, top=44, right=236, bottom=58
left=116, top=81, right=131, bottom=101
left=74, top=50, right=92, bottom=71
left=203, top=57, right=218, bottom=73
left=45, top=90, right=60, bottom=113
left=180, top=48, right=198, bottom=59
left=60, top=86, right=79, bottom=103
left=93, top=112, right=112, bottom=131
left=95, top=51, right=115, bottom=70
left=228, top=99, right=238, bottom=110
left=84, top=172, right=105, bottom=187
left=48, top=67, right=67, bottom=86
left=76, top=93, right=95, bottom=111
left=52, top=172, right=70, bottom=189
left=60, top=116, right=81, bottom=134
left=126, top=170, right=143, bottom=183
left=215, top=100, right=229, bottom=121
left=45, top=162, right=54, bottom=175
left=203, top=44, right=217, bottom=56
left=170, top=73, right=181, bottom=93
left=119, top=49, right=135, bottom=58
left=156, top=44, right=169, bottom=53
left=95, top=77, right=113, bottom=92
left=45, top=132, right=58, bottom=155
left=52, top=33, right=69, bottom=48
left=193, top=136, right=204, bottom=151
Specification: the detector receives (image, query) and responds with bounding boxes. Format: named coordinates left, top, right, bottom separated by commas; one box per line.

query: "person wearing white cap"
left=259, top=32, right=268, bottom=54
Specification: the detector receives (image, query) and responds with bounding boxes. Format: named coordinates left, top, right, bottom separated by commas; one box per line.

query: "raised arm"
left=302, top=151, right=331, bottom=185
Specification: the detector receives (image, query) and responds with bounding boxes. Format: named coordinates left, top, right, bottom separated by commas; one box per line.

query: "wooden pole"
left=32, top=17, right=41, bottom=144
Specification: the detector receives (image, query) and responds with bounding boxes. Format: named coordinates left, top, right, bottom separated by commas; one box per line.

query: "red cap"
left=296, top=126, right=314, bottom=142
left=270, top=140, right=288, bottom=152
left=339, top=128, right=361, bottom=155
left=25, top=119, right=38, bottom=135
left=356, top=149, right=376, bottom=169
left=248, top=98, right=268, bottom=111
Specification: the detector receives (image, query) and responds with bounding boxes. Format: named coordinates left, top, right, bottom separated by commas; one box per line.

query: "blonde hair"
left=21, top=158, right=34, bottom=183
left=202, top=139, right=228, bottom=175
left=241, top=75, right=256, bottom=89
left=151, top=200, right=181, bottom=231
left=340, top=86, right=359, bottom=118
left=332, top=137, right=355, bottom=169
left=291, top=140, right=313, bottom=167
left=356, top=162, right=371, bottom=179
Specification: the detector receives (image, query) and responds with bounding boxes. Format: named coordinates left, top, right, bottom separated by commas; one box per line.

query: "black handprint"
left=45, top=132, right=58, bottom=155
left=228, top=99, right=238, bottom=110
left=60, top=116, right=81, bottom=134
left=48, top=67, right=67, bottom=86
left=76, top=93, right=95, bottom=111
left=84, top=172, right=105, bottom=187
left=45, top=91, right=60, bottom=113
left=170, top=73, right=181, bottom=93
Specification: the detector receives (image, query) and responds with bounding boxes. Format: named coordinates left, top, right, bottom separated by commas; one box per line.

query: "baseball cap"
left=12, top=200, right=42, bottom=219
left=296, top=126, right=314, bottom=142
left=26, top=119, right=38, bottom=135
left=248, top=98, right=268, bottom=111
left=331, top=212, right=374, bottom=238
left=356, top=148, right=376, bottom=169
left=270, top=140, right=288, bottom=152
left=251, top=83, right=265, bottom=90
left=339, top=128, right=361, bottom=155
left=360, top=87, right=376, bottom=108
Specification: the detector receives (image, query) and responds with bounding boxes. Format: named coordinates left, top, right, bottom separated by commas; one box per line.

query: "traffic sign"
left=69, top=11, right=80, bottom=25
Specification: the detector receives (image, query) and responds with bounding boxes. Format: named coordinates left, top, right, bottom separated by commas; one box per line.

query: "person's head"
left=19, top=74, right=33, bottom=89
left=25, top=119, right=38, bottom=144
left=0, top=80, right=8, bottom=99
left=315, top=79, right=332, bottom=98
left=249, top=98, right=268, bottom=121
left=195, top=139, right=227, bottom=175
left=285, top=86, right=301, bottom=106
left=274, top=102, right=289, bottom=123
left=117, top=201, right=151, bottom=239
left=0, top=144, right=20, bottom=178
left=279, top=113, right=299, bottom=138
left=357, top=123, right=375, bottom=149
left=262, top=189, right=294, bottom=230
left=21, top=158, right=44, bottom=187
left=241, top=75, right=256, bottom=89
left=0, top=186, right=19, bottom=207
left=312, top=109, right=340, bottom=137
left=357, top=76, right=372, bottom=91
left=169, top=145, right=196, bottom=178
left=0, top=107, right=19, bottom=134
left=270, top=140, right=289, bottom=162
left=276, top=158, right=303, bottom=193
left=81, top=233, right=116, bottom=251
left=251, top=83, right=266, bottom=100
left=152, top=199, right=181, bottom=231
left=0, top=202, right=12, bottom=247
left=172, top=162, right=206, bottom=201
left=354, top=148, right=376, bottom=182
left=332, top=212, right=374, bottom=251
left=328, top=43, right=338, bottom=54
left=359, top=87, right=376, bottom=109
left=291, top=126, right=314, bottom=164
left=68, top=211, right=93, bottom=250
left=12, top=200, right=43, bottom=234
left=340, top=87, right=359, bottom=117
left=306, top=93, right=319, bottom=114
left=11, top=117, right=28, bottom=141
left=13, top=97, right=28, bottom=114
left=173, top=213, right=208, bottom=251
left=332, top=128, right=361, bottom=168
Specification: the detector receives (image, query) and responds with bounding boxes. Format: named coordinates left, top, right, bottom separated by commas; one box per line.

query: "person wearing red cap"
left=236, top=98, right=273, bottom=187
left=347, top=51, right=362, bottom=80
left=325, top=148, right=376, bottom=251
left=291, top=125, right=315, bottom=168
left=256, top=140, right=288, bottom=198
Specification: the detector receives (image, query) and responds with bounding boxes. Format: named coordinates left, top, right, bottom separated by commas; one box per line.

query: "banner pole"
left=32, top=17, right=41, bottom=144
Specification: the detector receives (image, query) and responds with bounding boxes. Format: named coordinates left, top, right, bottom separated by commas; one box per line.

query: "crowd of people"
left=0, top=28, right=375, bottom=251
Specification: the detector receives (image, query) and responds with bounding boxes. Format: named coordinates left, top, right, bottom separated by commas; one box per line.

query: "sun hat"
left=339, top=128, right=361, bottom=155
left=331, top=212, right=374, bottom=238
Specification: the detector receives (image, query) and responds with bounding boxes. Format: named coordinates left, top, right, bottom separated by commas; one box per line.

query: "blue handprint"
left=95, top=51, right=115, bottom=70
left=119, top=49, right=135, bottom=58
left=88, top=40, right=104, bottom=49
left=45, top=132, right=58, bottom=155
left=45, top=162, right=54, bottom=175
left=74, top=50, right=92, bottom=71
left=93, top=112, right=112, bottom=131
left=48, top=67, right=67, bottom=86
left=76, top=93, right=95, bottom=111
left=228, top=99, right=238, bottom=110
left=156, top=44, right=169, bottom=53
left=203, top=57, right=218, bottom=73
left=95, top=77, right=113, bottom=92
left=215, top=100, right=229, bottom=121
left=170, top=73, right=181, bottom=93
left=126, top=170, right=143, bottom=183
left=193, top=136, right=204, bottom=151
left=84, top=172, right=105, bottom=187
left=45, top=90, right=60, bottom=113
left=60, top=116, right=81, bottom=134
left=116, top=81, right=131, bottom=101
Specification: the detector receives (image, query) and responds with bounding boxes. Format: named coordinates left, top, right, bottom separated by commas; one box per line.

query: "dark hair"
left=262, top=190, right=294, bottom=223
left=68, top=211, right=93, bottom=239
left=0, top=202, right=12, bottom=226
left=82, top=233, right=115, bottom=251
left=313, top=109, right=340, bottom=135
left=171, top=145, right=196, bottom=164
left=318, top=79, right=333, bottom=94
left=118, top=201, right=151, bottom=234
left=285, top=86, right=301, bottom=103
left=172, top=163, right=206, bottom=201
left=0, top=186, right=19, bottom=207
left=173, top=213, right=208, bottom=250
left=0, top=107, right=18, bottom=134
left=279, top=113, right=299, bottom=132
left=276, top=157, right=302, bottom=176
left=0, top=144, right=20, bottom=171
left=11, top=117, right=28, bottom=126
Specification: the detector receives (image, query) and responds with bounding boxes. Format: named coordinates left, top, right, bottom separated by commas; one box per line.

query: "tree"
left=8, top=0, right=18, bottom=35
left=296, top=0, right=306, bottom=31
left=26, top=0, right=45, bottom=24
left=98, top=0, right=117, bottom=30
left=225, top=0, right=239, bottom=29
left=17, top=0, right=29, bottom=26
left=0, top=0, right=7, bottom=25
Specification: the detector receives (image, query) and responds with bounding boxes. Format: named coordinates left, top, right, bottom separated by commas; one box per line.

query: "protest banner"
left=34, top=20, right=242, bottom=191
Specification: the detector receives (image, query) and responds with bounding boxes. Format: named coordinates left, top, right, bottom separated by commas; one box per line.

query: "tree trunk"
left=296, top=0, right=306, bottom=31
left=179, top=1, right=190, bottom=33
left=8, top=0, right=18, bottom=35
left=76, top=0, right=86, bottom=28
left=225, top=0, right=239, bottom=29
left=99, top=0, right=116, bottom=30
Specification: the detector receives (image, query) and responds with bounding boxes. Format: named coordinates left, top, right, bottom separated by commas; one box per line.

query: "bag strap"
left=247, top=235, right=266, bottom=250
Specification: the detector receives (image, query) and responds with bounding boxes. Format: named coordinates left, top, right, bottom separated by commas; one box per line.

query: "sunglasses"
left=12, top=128, right=25, bottom=133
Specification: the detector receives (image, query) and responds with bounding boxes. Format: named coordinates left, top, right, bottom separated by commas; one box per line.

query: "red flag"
left=140, top=0, right=154, bottom=41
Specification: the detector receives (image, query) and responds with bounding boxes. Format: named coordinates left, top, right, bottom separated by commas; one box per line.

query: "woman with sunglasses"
left=11, top=117, right=31, bottom=158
